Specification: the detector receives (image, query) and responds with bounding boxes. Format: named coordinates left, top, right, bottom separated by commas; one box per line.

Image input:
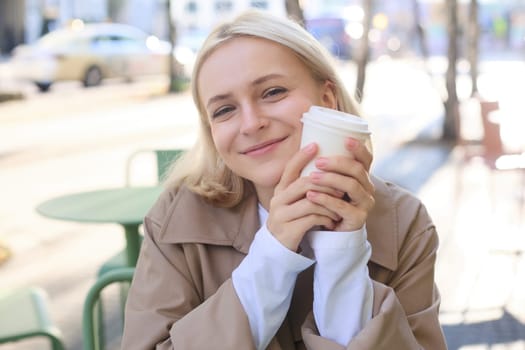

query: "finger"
left=310, top=173, right=375, bottom=211
left=267, top=198, right=340, bottom=250
left=345, top=137, right=373, bottom=171
left=273, top=213, right=337, bottom=249
left=312, top=158, right=375, bottom=196
left=272, top=175, right=346, bottom=211
left=272, top=196, right=342, bottom=223
left=275, top=142, right=318, bottom=192
left=306, top=191, right=373, bottom=232
left=296, top=214, right=337, bottom=232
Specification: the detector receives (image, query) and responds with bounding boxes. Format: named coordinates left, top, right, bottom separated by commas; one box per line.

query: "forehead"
left=197, top=36, right=310, bottom=97
left=203, top=35, right=298, bottom=67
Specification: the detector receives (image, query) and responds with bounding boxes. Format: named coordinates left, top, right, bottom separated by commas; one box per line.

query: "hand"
left=306, top=137, right=375, bottom=232
left=266, top=143, right=344, bottom=251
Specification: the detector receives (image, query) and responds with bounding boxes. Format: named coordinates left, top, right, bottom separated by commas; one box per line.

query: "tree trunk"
left=285, top=0, right=305, bottom=27
left=412, top=0, right=429, bottom=60
left=467, top=0, right=480, bottom=96
left=443, top=0, right=460, bottom=141
left=166, top=0, right=182, bottom=93
left=355, top=0, right=373, bottom=103
left=107, top=0, right=126, bottom=21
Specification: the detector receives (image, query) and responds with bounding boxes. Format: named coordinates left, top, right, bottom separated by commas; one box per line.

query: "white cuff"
left=306, top=226, right=373, bottom=346
left=232, top=225, right=314, bottom=350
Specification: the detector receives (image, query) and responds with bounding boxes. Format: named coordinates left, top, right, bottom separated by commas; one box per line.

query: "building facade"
left=0, top=0, right=286, bottom=55
left=0, top=0, right=26, bottom=54
left=2, top=0, right=523, bottom=57
left=172, top=0, right=286, bottom=35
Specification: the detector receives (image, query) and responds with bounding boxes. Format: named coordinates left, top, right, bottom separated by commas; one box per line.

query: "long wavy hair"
left=164, top=9, right=364, bottom=208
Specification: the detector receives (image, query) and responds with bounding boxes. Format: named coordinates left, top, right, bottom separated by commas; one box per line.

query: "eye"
left=263, top=87, right=287, bottom=99
left=211, top=105, right=235, bottom=119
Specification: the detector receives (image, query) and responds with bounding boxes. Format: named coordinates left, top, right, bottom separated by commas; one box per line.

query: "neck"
left=254, top=185, right=274, bottom=211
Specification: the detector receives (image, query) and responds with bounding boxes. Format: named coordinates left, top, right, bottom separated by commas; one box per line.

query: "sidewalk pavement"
left=382, top=146, right=525, bottom=349
left=1, top=94, right=524, bottom=349
left=372, top=100, right=525, bottom=349
left=422, top=149, right=525, bottom=349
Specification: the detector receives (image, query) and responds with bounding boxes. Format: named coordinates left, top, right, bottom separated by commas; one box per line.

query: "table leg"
left=123, top=224, right=141, bottom=266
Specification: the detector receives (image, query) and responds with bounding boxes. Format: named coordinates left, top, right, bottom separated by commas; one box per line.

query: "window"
left=214, top=1, right=233, bottom=12
left=250, top=1, right=268, bottom=9
left=185, top=1, right=197, bottom=13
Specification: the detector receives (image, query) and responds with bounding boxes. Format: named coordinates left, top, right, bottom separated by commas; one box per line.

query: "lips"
left=241, top=137, right=287, bottom=155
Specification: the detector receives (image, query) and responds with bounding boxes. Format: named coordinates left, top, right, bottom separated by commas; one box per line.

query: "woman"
left=122, top=9, right=447, bottom=350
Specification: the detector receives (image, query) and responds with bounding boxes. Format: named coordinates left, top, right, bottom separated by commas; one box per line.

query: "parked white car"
left=10, top=22, right=185, bottom=92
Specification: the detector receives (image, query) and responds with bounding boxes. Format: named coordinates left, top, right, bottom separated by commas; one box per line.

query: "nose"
left=239, top=104, right=268, bottom=135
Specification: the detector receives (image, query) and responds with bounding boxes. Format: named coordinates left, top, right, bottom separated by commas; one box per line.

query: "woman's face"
left=198, top=36, right=336, bottom=196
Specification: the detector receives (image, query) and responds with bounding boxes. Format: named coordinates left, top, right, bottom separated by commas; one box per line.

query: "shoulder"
left=145, top=185, right=206, bottom=229
left=144, top=185, right=259, bottom=250
left=374, top=176, right=433, bottom=229
left=367, top=176, right=437, bottom=270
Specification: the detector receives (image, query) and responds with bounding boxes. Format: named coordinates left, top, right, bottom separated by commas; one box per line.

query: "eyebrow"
left=252, top=73, right=284, bottom=86
left=206, top=93, right=231, bottom=110
left=205, top=73, right=285, bottom=109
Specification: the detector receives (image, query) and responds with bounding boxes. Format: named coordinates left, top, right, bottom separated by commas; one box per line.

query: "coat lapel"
left=158, top=185, right=259, bottom=255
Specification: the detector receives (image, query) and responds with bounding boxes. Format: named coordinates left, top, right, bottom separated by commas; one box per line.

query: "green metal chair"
left=97, top=148, right=183, bottom=292
left=82, top=267, right=135, bottom=350
left=97, top=149, right=184, bottom=275
left=124, top=149, right=184, bottom=186
left=99, top=148, right=184, bottom=284
left=0, top=287, right=66, bottom=350
left=92, top=149, right=183, bottom=349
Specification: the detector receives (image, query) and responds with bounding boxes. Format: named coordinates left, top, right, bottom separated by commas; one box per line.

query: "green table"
left=36, top=186, right=163, bottom=267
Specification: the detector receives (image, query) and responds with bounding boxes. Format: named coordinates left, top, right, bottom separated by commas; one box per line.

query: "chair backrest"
left=125, top=149, right=184, bottom=186
left=155, top=150, right=184, bottom=183
left=478, top=99, right=504, bottom=166
left=0, top=287, right=65, bottom=350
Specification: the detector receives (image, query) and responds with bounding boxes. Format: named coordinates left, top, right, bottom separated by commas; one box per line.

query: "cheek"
left=210, top=124, right=234, bottom=156
left=274, top=98, right=310, bottom=124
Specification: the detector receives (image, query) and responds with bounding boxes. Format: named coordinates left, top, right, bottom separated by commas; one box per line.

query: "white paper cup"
left=300, top=106, right=371, bottom=176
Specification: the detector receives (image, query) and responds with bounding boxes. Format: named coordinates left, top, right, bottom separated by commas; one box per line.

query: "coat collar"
left=158, top=184, right=260, bottom=254
left=159, top=176, right=398, bottom=271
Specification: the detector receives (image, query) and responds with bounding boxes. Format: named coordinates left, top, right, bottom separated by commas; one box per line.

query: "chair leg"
left=118, top=282, right=130, bottom=321
left=50, top=334, right=66, bottom=350
left=518, top=169, right=525, bottom=227
left=96, top=280, right=129, bottom=349
left=83, top=268, right=135, bottom=350
left=96, top=297, right=106, bottom=350
left=488, top=168, right=497, bottom=213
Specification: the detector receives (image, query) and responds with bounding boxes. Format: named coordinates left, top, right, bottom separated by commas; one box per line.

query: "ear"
left=319, top=80, right=337, bottom=109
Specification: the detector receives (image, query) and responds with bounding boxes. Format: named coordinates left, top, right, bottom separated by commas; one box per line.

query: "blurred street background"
left=1, top=0, right=525, bottom=349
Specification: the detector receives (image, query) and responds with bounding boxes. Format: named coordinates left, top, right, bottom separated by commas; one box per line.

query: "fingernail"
left=304, top=143, right=316, bottom=154
left=315, top=157, right=328, bottom=168
left=306, top=191, right=318, bottom=199
left=310, top=171, right=323, bottom=180
left=346, top=138, right=358, bottom=148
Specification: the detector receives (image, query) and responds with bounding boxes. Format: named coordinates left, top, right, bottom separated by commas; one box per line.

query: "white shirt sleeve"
left=232, top=205, right=314, bottom=350
left=304, top=227, right=373, bottom=346
left=232, top=205, right=373, bottom=349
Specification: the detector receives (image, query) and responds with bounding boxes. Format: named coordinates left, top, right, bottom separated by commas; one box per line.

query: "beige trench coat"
left=122, top=176, right=447, bottom=349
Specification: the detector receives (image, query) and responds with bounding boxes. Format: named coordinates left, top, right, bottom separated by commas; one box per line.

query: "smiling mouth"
left=241, top=137, right=287, bottom=155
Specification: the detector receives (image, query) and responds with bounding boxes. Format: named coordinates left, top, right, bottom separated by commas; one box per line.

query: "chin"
left=253, top=169, right=284, bottom=188
left=235, top=160, right=288, bottom=188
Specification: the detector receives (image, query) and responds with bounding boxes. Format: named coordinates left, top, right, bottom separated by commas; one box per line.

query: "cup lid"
left=302, top=106, right=370, bottom=134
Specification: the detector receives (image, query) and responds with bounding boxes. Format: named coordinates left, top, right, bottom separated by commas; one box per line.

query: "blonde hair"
left=164, top=9, right=363, bottom=207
